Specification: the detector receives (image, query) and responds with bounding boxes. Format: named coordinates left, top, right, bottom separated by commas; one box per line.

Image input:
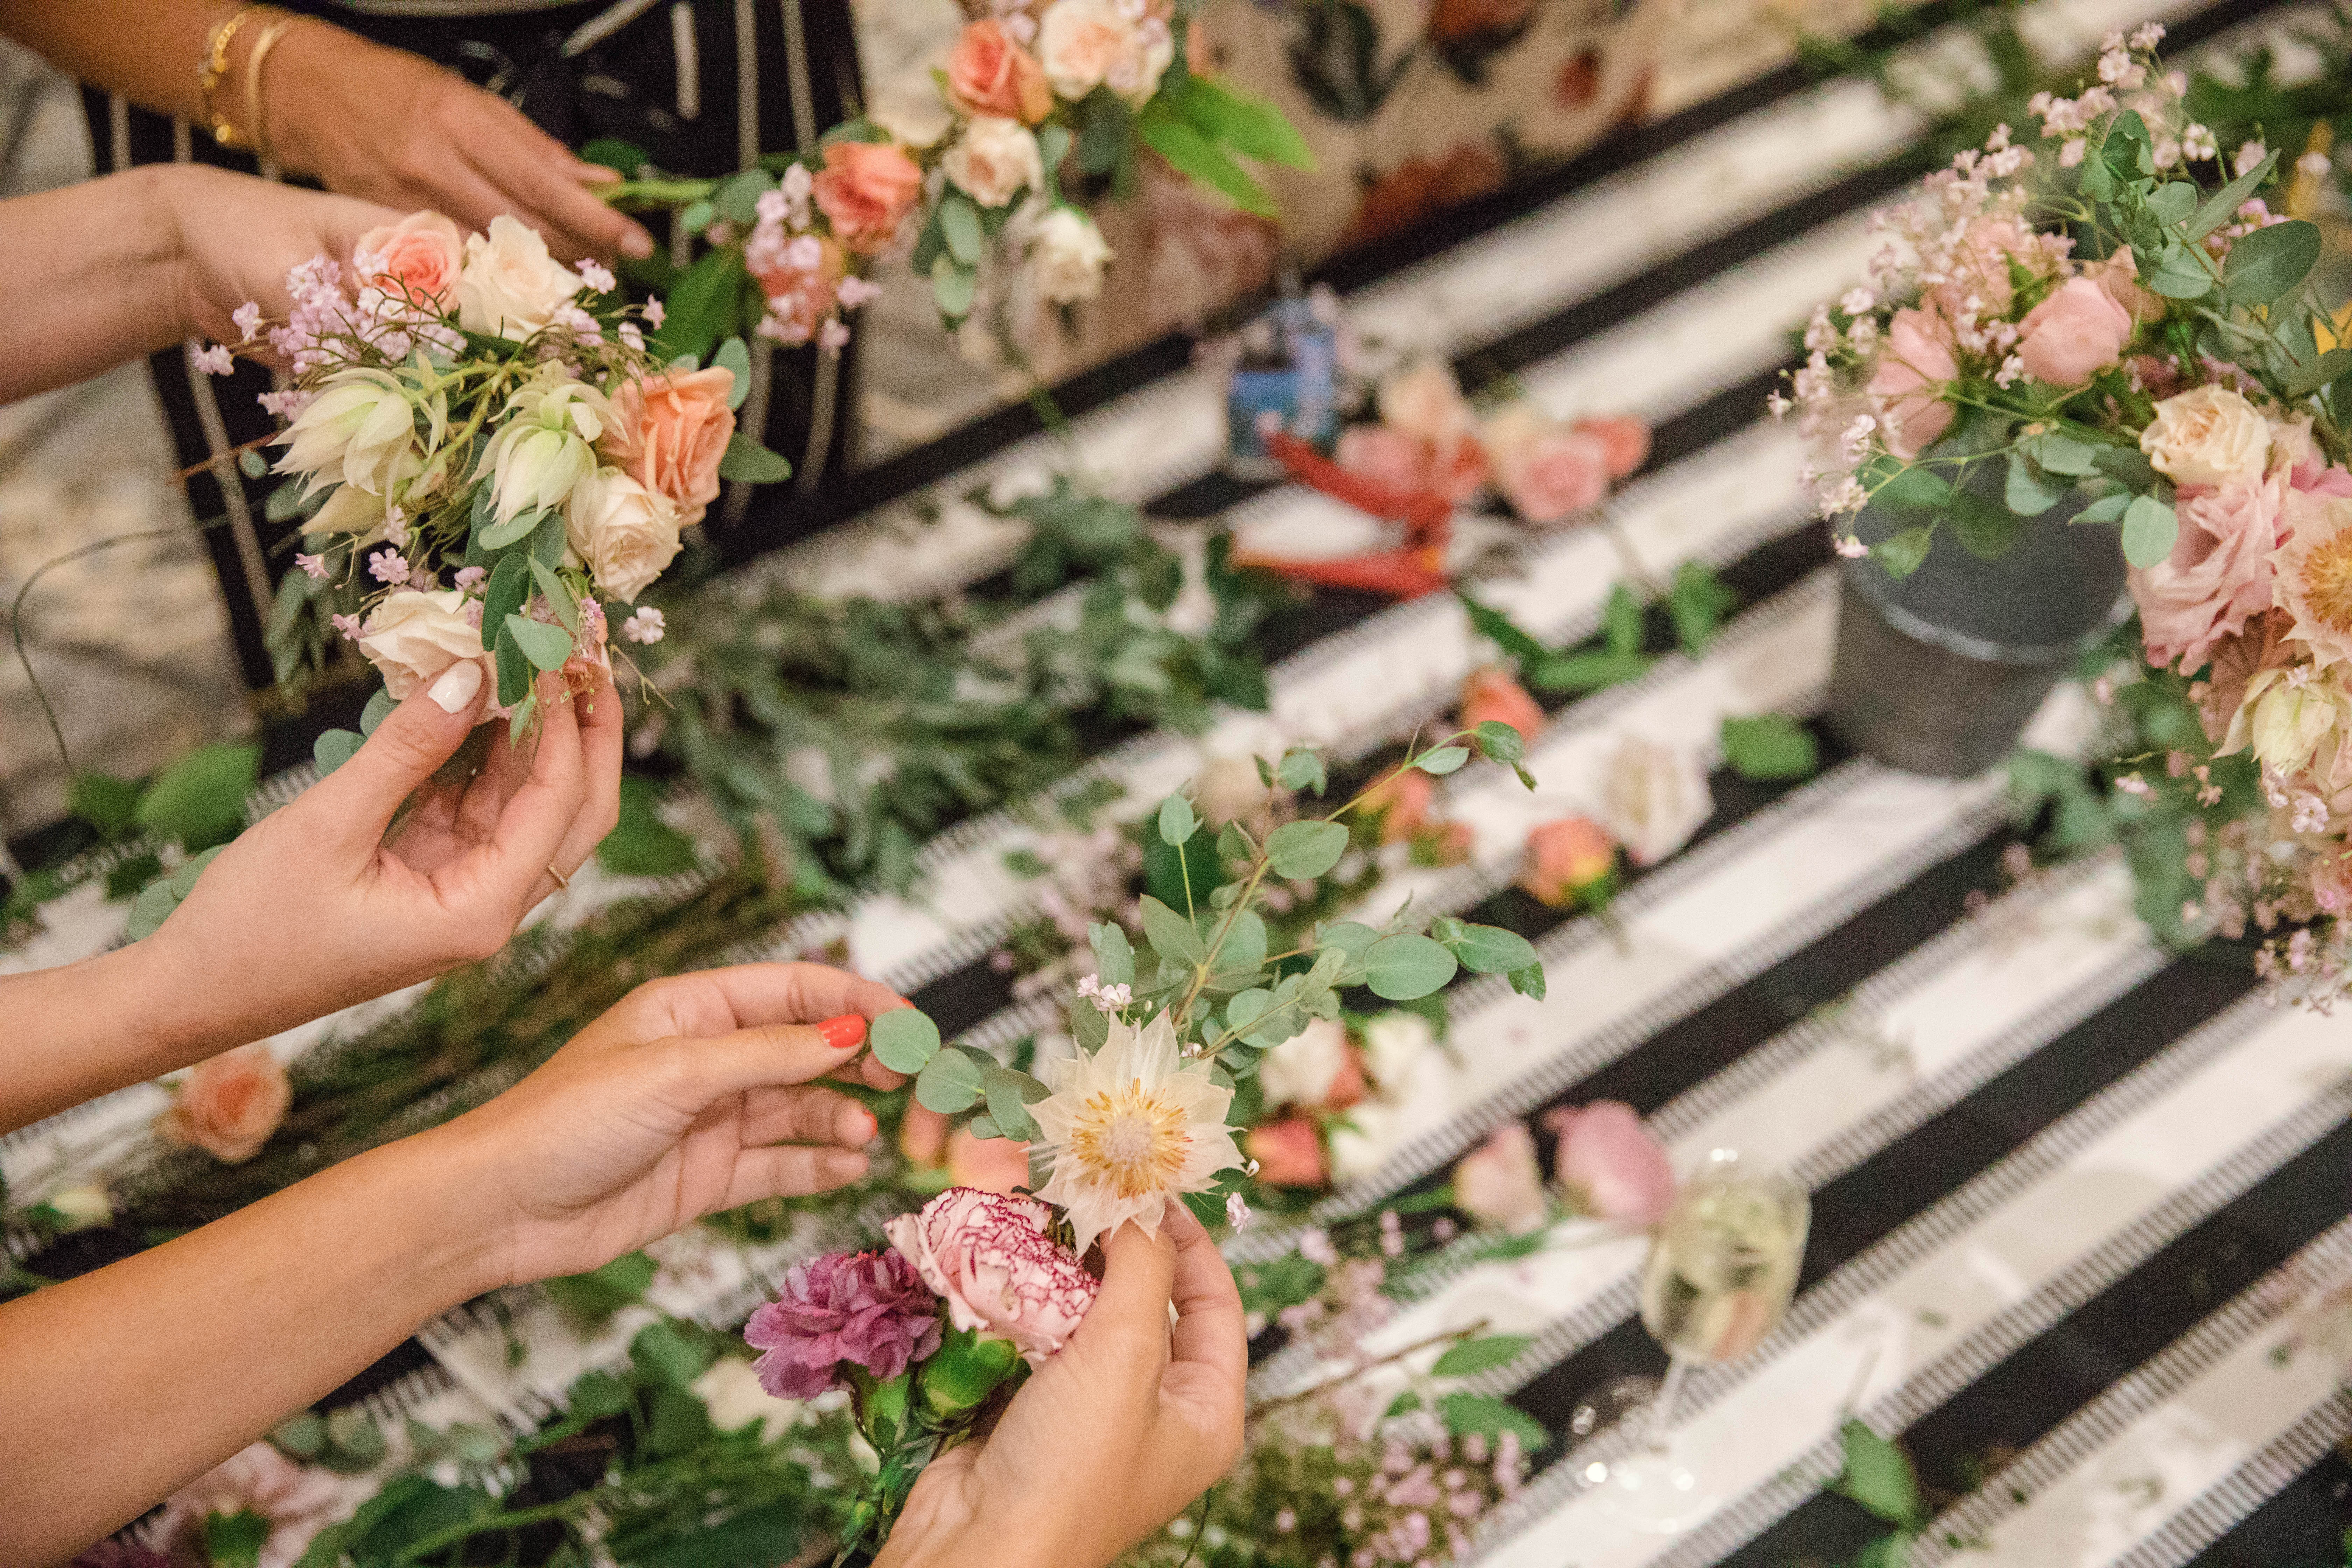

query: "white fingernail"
left=428, top=659, right=484, bottom=714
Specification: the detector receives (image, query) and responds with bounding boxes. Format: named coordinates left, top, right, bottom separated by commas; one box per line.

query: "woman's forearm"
left=0, top=0, right=235, bottom=126
left=0, top=167, right=201, bottom=401
left=0, top=940, right=187, bottom=1136
left=0, top=1127, right=500, bottom=1565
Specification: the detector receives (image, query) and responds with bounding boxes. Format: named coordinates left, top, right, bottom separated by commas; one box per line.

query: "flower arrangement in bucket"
left=198, top=209, right=799, bottom=734
left=1787, top=25, right=2352, bottom=992
left=745, top=724, right=1550, bottom=1555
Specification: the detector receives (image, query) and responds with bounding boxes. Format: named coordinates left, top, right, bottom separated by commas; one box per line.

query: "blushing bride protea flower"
left=1028, top=1012, right=1245, bottom=1254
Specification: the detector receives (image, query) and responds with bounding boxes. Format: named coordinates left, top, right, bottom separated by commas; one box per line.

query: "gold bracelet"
left=243, top=12, right=301, bottom=168
left=196, top=3, right=272, bottom=150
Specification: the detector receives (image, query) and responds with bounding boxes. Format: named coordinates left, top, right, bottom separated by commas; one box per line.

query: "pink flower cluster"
left=1448, top=1100, right=1675, bottom=1233
left=743, top=162, right=896, bottom=353
left=743, top=1247, right=944, bottom=1398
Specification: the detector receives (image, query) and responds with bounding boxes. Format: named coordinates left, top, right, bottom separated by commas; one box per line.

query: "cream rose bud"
left=356, top=588, right=489, bottom=701
left=1598, top=736, right=1714, bottom=867
left=1258, top=1016, right=1352, bottom=1109
left=1326, top=1099, right=1397, bottom=1183
left=1378, top=357, right=1475, bottom=446
left=566, top=468, right=685, bottom=604
left=2141, top=385, right=2272, bottom=489
left=1029, top=205, right=1113, bottom=303
left=1036, top=0, right=1132, bottom=100
left=943, top=117, right=1045, bottom=210
left=275, top=367, right=424, bottom=497
left=456, top=215, right=587, bottom=339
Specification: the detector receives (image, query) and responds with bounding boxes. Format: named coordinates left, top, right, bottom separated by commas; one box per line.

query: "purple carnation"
left=743, top=1248, right=942, bottom=1399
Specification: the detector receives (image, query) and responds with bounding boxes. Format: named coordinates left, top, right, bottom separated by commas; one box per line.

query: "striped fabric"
left=13, top=0, right=2352, bottom=1560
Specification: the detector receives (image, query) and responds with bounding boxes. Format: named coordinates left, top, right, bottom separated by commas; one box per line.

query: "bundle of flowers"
left=205, top=210, right=796, bottom=728
left=1791, top=26, right=2352, bottom=999
left=594, top=3, right=1310, bottom=356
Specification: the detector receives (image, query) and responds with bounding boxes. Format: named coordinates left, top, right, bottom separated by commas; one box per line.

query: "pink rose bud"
left=1519, top=817, right=1616, bottom=908
left=155, top=1044, right=290, bottom=1165
left=1541, top=1101, right=1676, bottom=1225
left=1246, top=1118, right=1330, bottom=1188
left=1459, top=666, right=1546, bottom=743
left=2016, top=276, right=2136, bottom=389
left=1866, top=307, right=1960, bottom=459
left=1450, top=1122, right=1547, bottom=1233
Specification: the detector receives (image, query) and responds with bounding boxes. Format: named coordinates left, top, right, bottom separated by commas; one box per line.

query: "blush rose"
left=157, top=1044, right=291, bottom=1164
left=948, top=20, right=1053, bottom=124
left=1867, top=307, right=1959, bottom=459
left=353, top=210, right=466, bottom=310
left=1460, top=666, right=1546, bottom=742
left=1245, top=1118, right=1329, bottom=1187
left=812, top=140, right=924, bottom=255
left=1481, top=404, right=1612, bottom=525
left=2015, top=276, right=2135, bottom=388
left=603, top=367, right=736, bottom=525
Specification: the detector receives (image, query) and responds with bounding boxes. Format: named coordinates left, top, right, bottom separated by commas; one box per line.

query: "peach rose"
left=158, top=1044, right=291, bottom=1164
left=1868, top=307, right=1959, bottom=459
left=354, top=210, right=466, bottom=309
left=946, top=1124, right=1035, bottom=1194
left=812, top=140, right=924, bottom=255
left=603, top=367, right=736, bottom=526
left=1460, top=666, right=1545, bottom=742
left=2128, top=473, right=2286, bottom=673
left=948, top=20, right=1053, bottom=124
left=1520, top=817, right=1616, bottom=907
left=2016, top=276, right=2135, bottom=388
left=1482, top=405, right=1612, bottom=525
left=1245, top=1118, right=1328, bottom=1187
left=1576, top=415, right=1652, bottom=479
left=1451, top=1122, right=1546, bottom=1233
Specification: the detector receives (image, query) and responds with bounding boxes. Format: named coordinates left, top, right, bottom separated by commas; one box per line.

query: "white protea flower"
left=1029, top=1011, right=1244, bottom=1254
left=475, top=371, right=614, bottom=524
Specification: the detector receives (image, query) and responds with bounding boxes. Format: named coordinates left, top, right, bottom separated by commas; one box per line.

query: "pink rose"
left=885, top=1187, right=1099, bottom=1366
left=1335, top=424, right=1433, bottom=495
left=1575, top=415, right=1652, bottom=479
left=1451, top=1122, right=1547, bottom=1233
left=1928, top=216, right=2027, bottom=321
left=2016, top=276, right=2135, bottom=388
left=1868, top=307, right=1959, bottom=459
left=354, top=210, right=466, bottom=309
left=813, top=140, right=924, bottom=255
left=1541, top=1101, right=1675, bottom=1224
left=1246, top=1118, right=1329, bottom=1187
left=2082, top=247, right=2164, bottom=325
left=603, top=367, right=736, bottom=526
left=1460, top=666, right=1546, bottom=743
left=947, top=20, right=1053, bottom=124
left=159, top=1442, right=351, bottom=1568
left=1482, top=405, right=1611, bottom=524
left=157, top=1044, right=290, bottom=1164
left=1519, top=817, right=1616, bottom=907
left=1362, top=765, right=1436, bottom=843
left=946, top=1124, right=1035, bottom=1195
left=749, top=232, right=846, bottom=342
left=2128, top=473, right=2285, bottom=672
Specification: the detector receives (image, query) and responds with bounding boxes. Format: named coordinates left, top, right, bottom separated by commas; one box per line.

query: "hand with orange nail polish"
left=417, top=961, right=914, bottom=1291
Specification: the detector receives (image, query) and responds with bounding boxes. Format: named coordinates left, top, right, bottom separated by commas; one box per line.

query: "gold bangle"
left=243, top=13, right=300, bottom=168
left=196, top=3, right=272, bottom=150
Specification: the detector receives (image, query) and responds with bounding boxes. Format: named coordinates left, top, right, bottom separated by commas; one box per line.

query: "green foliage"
left=135, top=742, right=259, bottom=850
left=1430, top=1333, right=1533, bottom=1376
left=871, top=1008, right=944, bottom=1074
left=1436, top=1392, right=1550, bottom=1452
left=543, top=1250, right=659, bottom=1326
left=597, top=777, right=702, bottom=876
left=1721, top=714, right=1820, bottom=782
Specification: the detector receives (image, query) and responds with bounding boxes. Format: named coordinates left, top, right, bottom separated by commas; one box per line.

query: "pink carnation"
left=2128, top=474, right=2285, bottom=672
left=885, top=1188, right=1099, bottom=1366
left=1867, top=307, right=1959, bottom=459
left=743, top=1248, right=943, bottom=1398
left=1541, top=1101, right=1675, bottom=1224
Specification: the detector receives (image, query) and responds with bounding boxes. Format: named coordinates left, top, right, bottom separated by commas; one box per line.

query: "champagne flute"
left=1574, top=1147, right=1809, bottom=1534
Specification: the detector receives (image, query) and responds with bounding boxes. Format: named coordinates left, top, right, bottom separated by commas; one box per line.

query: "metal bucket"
left=1827, top=492, right=2132, bottom=778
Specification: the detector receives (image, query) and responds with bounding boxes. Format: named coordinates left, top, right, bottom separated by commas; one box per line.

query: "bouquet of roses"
left=1790, top=24, right=2352, bottom=1000
left=593, top=0, right=1310, bottom=354
left=205, top=210, right=795, bottom=729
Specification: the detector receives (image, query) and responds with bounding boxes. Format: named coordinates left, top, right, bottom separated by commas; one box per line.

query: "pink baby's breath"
left=231, top=301, right=263, bottom=341
left=453, top=565, right=486, bottom=591
left=192, top=344, right=234, bottom=376
left=622, top=607, right=666, bottom=644
left=294, top=552, right=327, bottom=580
left=576, top=259, right=616, bottom=293
left=368, top=550, right=411, bottom=586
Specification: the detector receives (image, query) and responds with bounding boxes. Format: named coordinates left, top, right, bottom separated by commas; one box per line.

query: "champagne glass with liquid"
left=1574, top=1147, right=1809, bottom=1533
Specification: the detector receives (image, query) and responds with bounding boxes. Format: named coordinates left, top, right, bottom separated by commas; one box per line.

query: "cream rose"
left=566, top=468, right=685, bottom=604
left=1192, top=754, right=1272, bottom=825
left=1598, top=735, right=1714, bottom=867
left=1257, top=1016, right=1352, bottom=1110
left=2140, top=385, right=2272, bottom=489
left=1359, top=1010, right=1434, bottom=1089
left=157, top=1045, right=291, bottom=1165
left=1029, top=205, right=1113, bottom=303
left=1379, top=357, right=1474, bottom=446
left=355, top=588, right=489, bottom=701
left=1036, top=0, right=1133, bottom=100
left=943, top=116, right=1045, bottom=210
left=456, top=215, right=586, bottom=339
left=690, top=1356, right=806, bottom=1443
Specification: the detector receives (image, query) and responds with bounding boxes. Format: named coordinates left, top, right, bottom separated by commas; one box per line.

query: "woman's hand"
left=881, top=1203, right=1249, bottom=1568
left=150, top=163, right=397, bottom=351
left=426, top=963, right=912, bottom=1288
left=265, top=23, right=654, bottom=264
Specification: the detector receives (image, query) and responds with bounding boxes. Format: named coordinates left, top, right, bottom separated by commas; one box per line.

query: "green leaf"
left=1668, top=561, right=1740, bottom=656
left=1432, top=1334, right=1535, bottom=1376
left=1088, top=920, right=1136, bottom=986
left=135, top=741, right=259, bottom=850
left=712, top=166, right=777, bottom=224
left=931, top=255, right=977, bottom=320
left=2122, top=493, right=2179, bottom=568
left=1216, top=821, right=1257, bottom=863
left=1225, top=987, right=1275, bottom=1041
left=1508, top=962, right=1547, bottom=1001
left=1455, top=591, right=1549, bottom=662
left=1157, top=792, right=1200, bottom=847
left=528, top=557, right=580, bottom=636
left=1135, top=112, right=1276, bottom=217
left=2146, top=244, right=2216, bottom=300
left=478, top=505, right=544, bottom=550
left=581, top=136, right=650, bottom=174
left=1437, top=1392, right=1549, bottom=1452
left=2182, top=149, right=2278, bottom=241
left=542, top=1250, right=659, bottom=1325
left=597, top=776, right=699, bottom=876
left=1317, top=920, right=1380, bottom=960
left=2004, top=451, right=2069, bottom=516
left=939, top=191, right=984, bottom=262
left=1948, top=486, right=2025, bottom=558
left=483, top=553, right=530, bottom=642
left=916, top=1047, right=986, bottom=1113
left=631, top=1320, right=713, bottom=1389
left=2073, top=491, right=2131, bottom=525
left=1266, top=819, right=1349, bottom=879
left=1140, top=893, right=1207, bottom=965
left=504, top=614, right=574, bottom=672
left=1072, top=999, right=1111, bottom=1052
left=272, top=1411, right=327, bottom=1461
left=1603, top=582, right=1644, bottom=657
left=324, top=1408, right=386, bottom=1467
left=359, top=687, right=397, bottom=736
left=653, top=247, right=746, bottom=362
left=494, top=626, right=533, bottom=709
left=713, top=335, right=753, bottom=411
left=2224, top=219, right=2320, bottom=305
left=1275, top=747, right=1329, bottom=795
left=2143, top=180, right=2198, bottom=226
left=1526, top=649, right=1651, bottom=692
left=1721, top=714, right=1819, bottom=781
left=1174, top=75, right=1315, bottom=169
left=1834, top=1419, right=1923, bottom=1527
left=1854, top=1534, right=1913, bottom=1568
left=1872, top=526, right=1934, bottom=579
left=2029, top=432, right=2104, bottom=476
left=983, top=1067, right=1050, bottom=1141
left=716, top=432, right=792, bottom=483
left=312, top=728, right=363, bottom=778
left=1472, top=720, right=1526, bottom=763
left=1362, top=933, right=1459, bottom=1000
left=125, top=877, right=178, bottom=941
left=1444, top=922, right=1538, bottom=975
left=1038, top=122, right=1073, bottom=174
left=1417, top=745, right=1470, bottom=776
left=870, top=1009, right=943, bottom=1074
left=204, top=1508, right=272, bottom=1568
left=167, top=844, right=225, bottom=899
left=2286, top=347, right=2352, bottom=398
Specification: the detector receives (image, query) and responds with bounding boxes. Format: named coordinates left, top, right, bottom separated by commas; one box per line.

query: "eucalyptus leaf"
left=2223, top=219, right=2320, bottom=305
left=1437, top=1393, right=1548, bottom=1452
left=869, top=1009, right=942, bottom=1074
left=359, top=687, right=397, bottom=736
left=713, top=336, right=754, bottom=411
left=1362, top=933, right=1458, bottom=1000
left=1275, top=747, right=1329, bottom=795
left=2181, top=149, right=2277, bottom=241
left=1088, top=920, right=1135, bottom=985
left=1266, top=819, right=1349, bottom=879
left=1317, top=920, right=1379, bottom=960
left=1444, top=922, right=1538, bottom=975
left=2122, top=493, right=2179, bottom=568
left=1416, top=746, right=1470, bottom=776
left=2004, top=451, right=2068, bottom=517
left=1072, top=1000, right=1110, bottom=1051
left=915, top=1047, right=986, bottom=1113
left=2028, top=432, right=2104, bottom=476
left=1140, top=894, right=1207, bottom=965
left=312, top=728, right=364, bottom=778
left=2146, top=244, right=2216, bottom=299
left=982, top=1067, right=1049, bottom=1140
left=2073, top=490, right=2131, bottom=525
left=1157, top=792, right=1199, bottom=847
left=477, top=506, right=544, bottom=550
left=1431, top=1334, right=1534, bottom=1376
left=1472, top=720, right=1525, bottom=763
left=939, top=191, right=984, bottom=263
left=2286, top=347, right=2352, bottom=399
left=528, top=557, right=581, bottom=636
left=503, top=614, right=575, bottom=672
left=715, top=432, right=792, bottom=483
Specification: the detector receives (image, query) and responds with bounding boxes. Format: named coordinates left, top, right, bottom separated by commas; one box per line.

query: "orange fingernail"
left=818, top=1014, right=867, bottom=1051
